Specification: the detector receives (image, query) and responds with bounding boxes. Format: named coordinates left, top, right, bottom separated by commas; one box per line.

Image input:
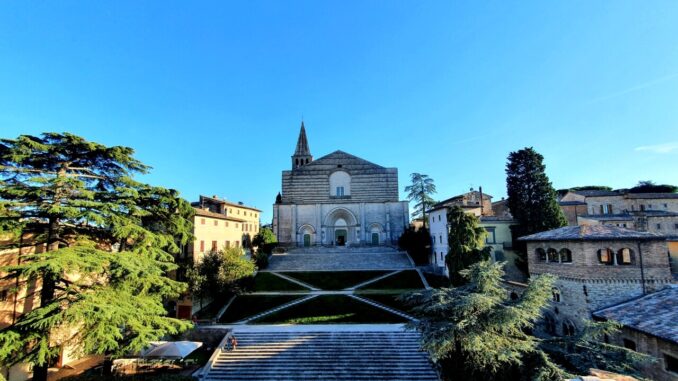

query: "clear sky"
left=1, top=1, right=677, bottom=222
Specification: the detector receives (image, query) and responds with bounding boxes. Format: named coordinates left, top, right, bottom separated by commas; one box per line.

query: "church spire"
left=292, top=121, right=313, bottom=169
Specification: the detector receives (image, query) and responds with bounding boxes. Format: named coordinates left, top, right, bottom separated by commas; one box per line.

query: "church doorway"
left=335, top=229, right=347, bottom=246
left=371, top=233, right=379, bottom=245
left=303, top=234, right=311, bottom=247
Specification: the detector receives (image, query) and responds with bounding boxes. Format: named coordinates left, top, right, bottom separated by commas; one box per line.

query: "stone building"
left=520, top=225, right=673, bottom=338
left=559, top=190, right=678, bottom=274
left=593, top=285, right=678, bottom=381
left=272, top=123, right=409, bottom=247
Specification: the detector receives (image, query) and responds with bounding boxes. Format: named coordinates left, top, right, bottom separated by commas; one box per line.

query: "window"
left=235, top=241, right=240, bottom=247
left=640, top=204, right=645, bottom=211
left=675, top=223, right=678, bottom=230
left=200, top=240, right=205, bottom=252
left=225, top=241, right=230, bottom=248
left=559, top=248, right=572, bottom=263
left=214, top=220, right=218, bottom=226
left=0, top=289, right=8, bottom=302
left=547, top=248, right=558, bottom=262
left=599, top=205, right=604, bottom=214
left=598, top=248, right=614, bottom=265
left=617, top=248, right=633, bottom=265
left=439, top=235, right=442, bottom=244
left=607, top=204, right=613, bottom=214
left=552, top=288, right=561, bottom=302
left=235, top=223, right=239, bottom=228
left=336, top=186, right=345, bottom=196
left=201, top=218, right=205, bottom=225
left=485, top=227, right=496, bottom=244
left=545, top=315, right=556, bottom=335
left=211, top=241, right=217, bottom=251
left=582, top=285, right=588, bottom=296
left=665, top=354, right=678, bottom=374
left=536, top=248, right=547, bottom=261
left=622, top=339, right=637, bottom=351
left=656, top=223, right=662, bottom=229
left=225, top=221, right=229, bottom=227
left=330, top=171, right=351, bottom=196
left=438, top=215, right=441, bottom=221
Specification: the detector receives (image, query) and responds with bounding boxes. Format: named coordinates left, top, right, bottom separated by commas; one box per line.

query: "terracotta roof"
left=593, top=285, right=678, bottom=344
left=194, top=208, right=247, bottom=222
left=194, top=195, right=262, bottom=212
left=518, top=225, right=663, bottom=241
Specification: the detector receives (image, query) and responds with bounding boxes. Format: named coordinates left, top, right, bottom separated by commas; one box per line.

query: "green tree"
left=402, top=261, right=647, bottom=381
left=252, top=227, right=277, bottom=254
left=397, top=226, right=432, bottom=266
left=405, top=173, right=437, bottom=224
left=0, top=133, right=193, bottom=381
left=628, top=180, right=678, bottom=194
left=444, top=206, right=491, bottom=285
left=188, top=247, right=256, bottom=310
left=506, top=147, right=567, bottom=273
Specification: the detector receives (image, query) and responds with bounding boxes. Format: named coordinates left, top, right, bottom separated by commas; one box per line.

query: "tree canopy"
left=444, top=206, right=491, bottom=285
left=404, top=173, right=437, bottom=223
left=506, top=147, right=567, bottom=273
left=628, top=180, right=678, bottom=194
left=0, top=133, right=194, bottom=381
left=403, top=261, right=648, bottom=381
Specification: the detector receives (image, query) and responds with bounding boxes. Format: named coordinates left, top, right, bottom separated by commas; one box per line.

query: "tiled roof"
left=578, top=214, right=634, bottom=221
left=571, top=190, right=620, bottom=197
left=625, top=193, right=678, bottom=199
left=195, top=195, right=262, bottom=212
left=593, top=285, right=678, bottom=345
left=194, top=208, right=247, bottom=222
left=518, top=225, right=663, bottom=241
left=559, top=201, right=587, bottom=206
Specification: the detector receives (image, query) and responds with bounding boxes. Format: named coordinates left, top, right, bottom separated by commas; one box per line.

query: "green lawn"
left=281, top=271, right=391, bottom=290
left=357, top=270, right=425, bottom=290
left=218, top=295, right=302, bottom=323
left=252, top=272, right=309, bottom=292
left=253, top=295, right=407, bottom=324
left=194, top=296, right=231, bottom=320
left=359, top=293, right=414, bottom=314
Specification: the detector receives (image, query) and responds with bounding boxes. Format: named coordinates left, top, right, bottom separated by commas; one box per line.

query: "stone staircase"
left=268, top=248, right=414, bottom=271
left=201, top=325, right=439, bottom=381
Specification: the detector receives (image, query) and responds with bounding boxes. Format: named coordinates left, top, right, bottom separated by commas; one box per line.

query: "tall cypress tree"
left=444, top=206, right=491, bottom=285
left=0, top=133, right=193, bottom=381
left=506, top=147, right=567, bottom=273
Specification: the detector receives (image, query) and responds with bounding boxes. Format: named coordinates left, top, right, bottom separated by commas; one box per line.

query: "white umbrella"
left=144, top=341, right=203, bottom=359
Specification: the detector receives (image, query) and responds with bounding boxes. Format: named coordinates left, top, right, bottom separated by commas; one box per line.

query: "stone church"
left=272, top=123, right=409, bottom=247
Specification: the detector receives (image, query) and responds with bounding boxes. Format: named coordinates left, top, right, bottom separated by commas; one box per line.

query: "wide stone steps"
left=202, top=328, right=438, bottom=381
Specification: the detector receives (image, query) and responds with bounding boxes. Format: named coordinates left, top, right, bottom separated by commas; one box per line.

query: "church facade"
left=272, top=123, right=409, bottom=247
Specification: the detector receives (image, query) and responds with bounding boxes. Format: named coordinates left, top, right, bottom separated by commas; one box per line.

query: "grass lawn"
left=252, top=272, right=309, bottom=292
left=194, top=296, right=231, bottom=320
left=422, top=271, right=452, bottom=288
left=357, top=270, right=425, bottom=290
left=253, top=295, right=407, bottom=324
left=359, top=293, right=414, bottom=314
left=218, top=295, right=302, bottom=323
left=280, top=271, right=390, bottom=290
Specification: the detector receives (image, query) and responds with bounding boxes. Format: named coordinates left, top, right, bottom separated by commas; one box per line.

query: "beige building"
left=174, top=195, right=261, bottom=320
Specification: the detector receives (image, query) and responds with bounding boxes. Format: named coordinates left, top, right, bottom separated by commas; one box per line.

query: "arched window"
left=597, top=248, right=614, bottom=265
left=544, top=315, right=556, bottom=335
left=562, top=321, right=576, bottom=336
left=329, top=171, right=351, bottom=197
left=616, top=248, right=634, bottom=265
left=552, top=287, right=561, bottom=303
left=305, top=158, right=309, bottom=164
left=559, top=248, right=572, bottom=263
left=547, top=248, right=558, bottom=263
left=536, top=248, right=546, bottom=261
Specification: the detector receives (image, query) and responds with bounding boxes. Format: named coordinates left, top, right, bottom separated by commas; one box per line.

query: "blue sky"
left=1, top=1, right=677, bottom=222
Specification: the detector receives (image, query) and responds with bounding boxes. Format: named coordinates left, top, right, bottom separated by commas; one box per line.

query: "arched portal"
left=323, top=207, right=359, bottom=246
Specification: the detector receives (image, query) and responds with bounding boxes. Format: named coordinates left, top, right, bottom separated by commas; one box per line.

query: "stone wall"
left=608, top=328, right=678, bottom=381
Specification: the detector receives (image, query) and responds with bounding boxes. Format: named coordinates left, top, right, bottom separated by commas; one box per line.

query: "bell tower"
left=292, top=121, right=313, bottom=169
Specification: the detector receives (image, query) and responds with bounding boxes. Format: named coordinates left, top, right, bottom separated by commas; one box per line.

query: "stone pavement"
left=267, top=247, right=414, bottom=271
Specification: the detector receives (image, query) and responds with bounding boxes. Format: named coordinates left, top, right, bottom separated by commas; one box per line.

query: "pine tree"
left=444, top=206, right=491, bottom=285
left=506, top=147, right=567, bottom=273
left=403, top=261, right=563, bottom=381
left=402, top=261, right=647, bottom=381
left=404, top=173, right=437, bottom=224
left=0, top=133, right=194, bottom=381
